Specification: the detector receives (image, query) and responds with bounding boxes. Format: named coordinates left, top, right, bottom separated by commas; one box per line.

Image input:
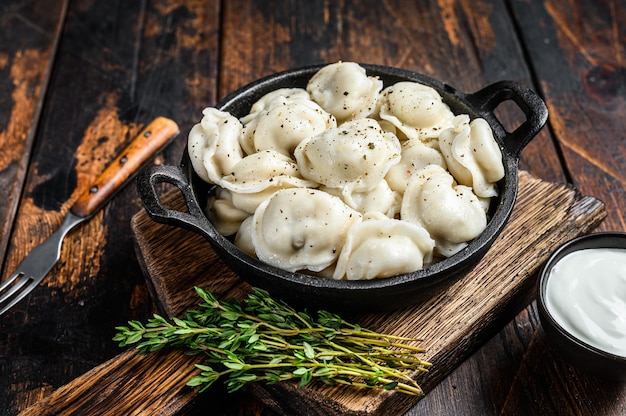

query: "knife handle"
left=70, top=117, right=180, bottom=218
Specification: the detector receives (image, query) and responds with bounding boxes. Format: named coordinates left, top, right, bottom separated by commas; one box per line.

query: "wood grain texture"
left=218, top=0, right=565, bottom=185
left=20, top=172, right=605, bottom=416
left=509, top=0, right=626, bottom=233
left=0, top=1, right=220, bottom=413
left=498, top=323, right=626, bottom=416
left=2, top=0, right=625, bottom=415
left=0, top=0, right=68, bottom=267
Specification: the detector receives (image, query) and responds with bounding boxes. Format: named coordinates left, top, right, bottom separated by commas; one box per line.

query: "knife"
left=0, top=117, right=179, bottom=316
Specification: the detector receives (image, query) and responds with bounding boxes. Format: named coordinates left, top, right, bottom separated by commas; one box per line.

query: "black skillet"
left=137, top=64, right=548, bottom=312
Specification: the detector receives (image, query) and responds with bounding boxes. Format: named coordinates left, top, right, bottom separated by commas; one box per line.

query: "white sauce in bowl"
left=545, top=248, right=626, bottom=357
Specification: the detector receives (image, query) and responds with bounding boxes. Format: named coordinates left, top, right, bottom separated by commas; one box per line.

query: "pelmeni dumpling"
left=385, top=138, right=447, bottom=193
left=220, top=150, right=316, bottom=193
left=294, top=118, right=401, bottom=193
left=240, top=88, right=310, bottom=125
left=439, top=116, right=505, bottom=198
left=219, top=150, right=318, bottom=213
left=251, top=188, right=362, bottom=272
left=234, top=216, right=255, bottom=257
left=188, top=108, right=244, bottom=184
left=378, top=81, right=456, bottom=139
left=229, top=186, right=287, bottom=214
left=241, top=98, right=336, bottom=157
left=333, top=212, right=435, bottom=280
left=307, top=61, right=382, bottom=122
left=322, top=179, right=400, bottom=218
left=401, top=164, right=487, bottom=257
left=206, top=188, right=250, bottom=236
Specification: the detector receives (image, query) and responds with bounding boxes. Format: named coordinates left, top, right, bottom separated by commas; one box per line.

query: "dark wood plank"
left=499, top=312, right=626, bottom=416
left=510, top=0, right=625, bottom=233
left=491, top=1, right=626, bottom=414
left=218, top=0, right=565, bottom=186
left=0, top=0, right=221, bottom=414
left=0, top=1, right=69, bottom=411
left=21, top=172, right=605, bottom=416
left=0, top=0, right=68, bottom=270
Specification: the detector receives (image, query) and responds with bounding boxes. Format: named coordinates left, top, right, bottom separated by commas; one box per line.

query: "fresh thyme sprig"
left=113, top=287, right=430, bottom=395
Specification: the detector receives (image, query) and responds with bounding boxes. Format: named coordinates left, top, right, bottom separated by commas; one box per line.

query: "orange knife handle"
left=70, top=117, right=179, bottom=218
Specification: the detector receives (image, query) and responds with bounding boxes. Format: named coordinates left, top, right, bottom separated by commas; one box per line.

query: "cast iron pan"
left=137, top=64, right=548, bottom=312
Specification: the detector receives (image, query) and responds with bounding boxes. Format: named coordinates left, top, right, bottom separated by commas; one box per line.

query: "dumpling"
left=206, top=188, right=250, bottom=236
left=240, top=87, right=310, bottom=125
left=219, top=150, right=318, bottom=213
left=378, top=81, right=456, bottom=141
left=188, top=107, right=244, bottom=184
left=307, top=62, right=382, bottom=122
left=220, top=149, right=316, bottom=193
left=322, top=179, right=400, bottom=218
left=385, top=138, right=447, bottom=193
left=401, top=164, right=487, bottom=257
left=439, top=116, right=504, bottom=198
left=294, top=118, right=401, bottom=193
left=333, top=212, right=435, bottom=280
left=251, top=188, right=362, bottom=273
left=241, top=98, right=336, bottom=157
left=234, top=216, right=256, bottom=257
left=324, top=179, right=400, bottom=218
left=230, top=186, right=289, bottom=215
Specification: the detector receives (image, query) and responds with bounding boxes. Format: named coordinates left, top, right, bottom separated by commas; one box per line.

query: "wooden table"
left=1, top=1, right=624, bottom=415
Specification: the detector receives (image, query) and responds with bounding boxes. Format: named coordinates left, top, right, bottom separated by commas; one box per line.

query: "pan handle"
left=466, top=81, right=548, bottom=158
left=136, top=164, right=216, bottom=238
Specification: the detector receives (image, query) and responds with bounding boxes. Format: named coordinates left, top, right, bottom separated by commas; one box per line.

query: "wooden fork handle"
left=70, top=117, right=179, bottom=218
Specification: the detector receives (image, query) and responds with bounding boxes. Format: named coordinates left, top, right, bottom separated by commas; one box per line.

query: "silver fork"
left=0, top=117, right=179, bottom=316
left=0, top=213, right=82, bottom=315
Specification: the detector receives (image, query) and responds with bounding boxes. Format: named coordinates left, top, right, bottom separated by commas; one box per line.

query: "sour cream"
left=545, top=248, right=626, bottom=357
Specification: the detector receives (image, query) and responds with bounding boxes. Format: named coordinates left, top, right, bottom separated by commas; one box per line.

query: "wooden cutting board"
left=20, top=171, right=606, bottom=416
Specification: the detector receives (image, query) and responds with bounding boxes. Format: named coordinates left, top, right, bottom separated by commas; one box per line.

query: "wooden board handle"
left=70, top=117, right=179, bottom=218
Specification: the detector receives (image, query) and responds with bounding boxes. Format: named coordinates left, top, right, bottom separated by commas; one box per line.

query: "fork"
left=0, top=117, right=179, bottom=316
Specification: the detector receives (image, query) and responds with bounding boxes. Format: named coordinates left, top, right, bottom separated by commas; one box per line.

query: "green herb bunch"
left=113, top=287, right=430, bottom=395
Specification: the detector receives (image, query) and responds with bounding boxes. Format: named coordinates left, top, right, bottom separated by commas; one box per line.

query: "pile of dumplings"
left=188, top=62, right=505, bottom=280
